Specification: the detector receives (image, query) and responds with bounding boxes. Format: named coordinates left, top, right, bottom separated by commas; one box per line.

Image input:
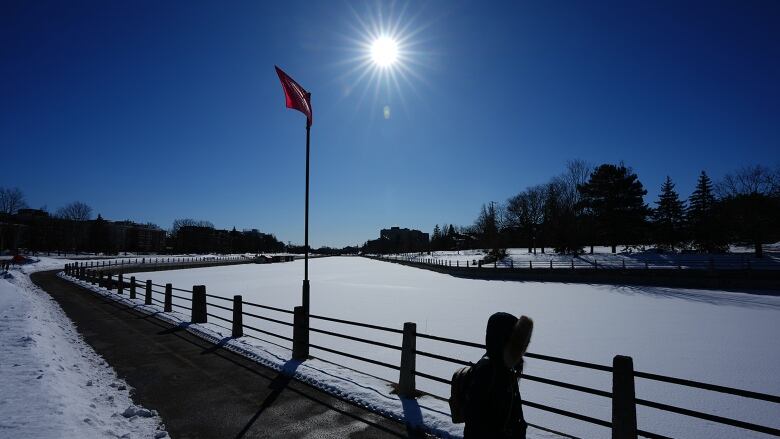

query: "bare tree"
left=716, top=165, right=777, bottom=198
left=0, top=187, right=28, bottom=215
left=559, top=159, right=592, bottom=209
left=506, top=185, right=546, bottom=253
left=716, top=165, right=780, bottom=258
left=56, top=201, right=93, bottom=221
left=172, top=218, right=215, bottom=234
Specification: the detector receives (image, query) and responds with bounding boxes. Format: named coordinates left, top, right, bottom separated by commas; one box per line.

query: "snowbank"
left=0, top=263, right=166, bottom=438
left=388, top=246, right=780, bottom=269
left=57, top=272, right=476, bottom=438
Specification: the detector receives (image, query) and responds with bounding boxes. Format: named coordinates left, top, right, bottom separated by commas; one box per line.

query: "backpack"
left=449, top=365, right=474, bottom=423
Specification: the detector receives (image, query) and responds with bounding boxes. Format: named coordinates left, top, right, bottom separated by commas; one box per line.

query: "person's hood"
left=485, top=312, right=518, bottom=361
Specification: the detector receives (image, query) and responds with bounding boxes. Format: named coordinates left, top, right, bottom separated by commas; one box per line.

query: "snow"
left=120, top=256, right=780, bottom=439
left=0, top=263, right=166, bottom=438
left=387, top=247, right=780, bottom=269
left=57, top=272, right=469, bottom=438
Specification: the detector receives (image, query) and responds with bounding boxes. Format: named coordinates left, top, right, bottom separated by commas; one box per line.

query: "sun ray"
left=331, top=1, right=449, bottom=119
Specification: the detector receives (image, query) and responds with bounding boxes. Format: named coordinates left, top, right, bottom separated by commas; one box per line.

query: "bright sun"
left=370, top=37, right=398, bottom=67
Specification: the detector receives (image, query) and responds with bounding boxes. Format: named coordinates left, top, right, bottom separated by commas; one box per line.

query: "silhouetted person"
left=464, top=312, right=533, bottom=438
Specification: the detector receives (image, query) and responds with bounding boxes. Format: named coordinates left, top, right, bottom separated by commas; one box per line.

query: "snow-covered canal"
left=130, top=256, right=780, bottom=438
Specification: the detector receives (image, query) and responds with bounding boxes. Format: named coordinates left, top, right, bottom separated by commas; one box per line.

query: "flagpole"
left=302, top=97, right=311, bottom=313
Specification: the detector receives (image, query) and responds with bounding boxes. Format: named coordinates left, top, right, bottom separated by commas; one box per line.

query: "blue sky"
left=2, top=1, right=778, bottom=247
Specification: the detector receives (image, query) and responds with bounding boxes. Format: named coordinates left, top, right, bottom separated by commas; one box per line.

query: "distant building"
left=110, top=221, right=166, bottom=253
left=364, top=226, right=429, bottom=253
left=1, top=208, right=280, bottom=255
left=176, top=226, right=220, bottom=253
left=15, top=208, right=50, bottom=219
left=0, top=210, right=166, bottom=254
left=172, top=226, right=284, bottom=254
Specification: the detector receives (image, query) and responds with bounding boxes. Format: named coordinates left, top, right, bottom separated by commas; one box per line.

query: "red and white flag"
left=275, top=66, right=312, bottom=127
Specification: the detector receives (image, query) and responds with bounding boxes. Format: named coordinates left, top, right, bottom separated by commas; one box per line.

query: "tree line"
left=430, top=161, right=780, bottom=258
left=0, top=190, right=284, bottom=254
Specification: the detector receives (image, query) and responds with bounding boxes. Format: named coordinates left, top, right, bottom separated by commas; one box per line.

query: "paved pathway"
left=31, top=270, right=411, bottom=439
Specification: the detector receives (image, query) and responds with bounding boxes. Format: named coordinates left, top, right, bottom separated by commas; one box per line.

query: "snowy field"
left=126, top=256, right=780, bottom=439
left=385, top=245, right=780, bottom=270
left=0, top=260, right=166, bottom=438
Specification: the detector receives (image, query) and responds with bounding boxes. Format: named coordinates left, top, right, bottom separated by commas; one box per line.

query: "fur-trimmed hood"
left=485, top=312, right=517, bottom=360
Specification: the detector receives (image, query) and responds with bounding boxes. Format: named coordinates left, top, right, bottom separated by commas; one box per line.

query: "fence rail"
left=61, top=254, right=294, bottom=275
left=371, top=253, right=780, bottom=271
left=62, top=261, right=780, bottom=439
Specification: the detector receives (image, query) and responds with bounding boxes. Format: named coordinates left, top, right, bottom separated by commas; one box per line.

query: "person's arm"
left=511, top=359, right=527, bottom=439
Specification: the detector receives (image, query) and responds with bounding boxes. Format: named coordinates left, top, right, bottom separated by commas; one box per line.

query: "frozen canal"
left=129, top=256, right=780, bottom=438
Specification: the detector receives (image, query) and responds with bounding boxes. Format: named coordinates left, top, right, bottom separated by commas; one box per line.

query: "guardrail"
left=63, top=262, right=780, bottom=438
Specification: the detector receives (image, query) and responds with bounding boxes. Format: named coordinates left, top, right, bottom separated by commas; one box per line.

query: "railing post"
left=612, top=355, right=638, bottom=439
left=129, top=276, right=136, bottom=299
left=144, top=280, right=152, bottom=305
left=191, top=285, right=207, bottom=323
left=164, top=283, right=172, bottom=312
left=292, top=306, right=309, bottom=360
left=398, top=322, right=417, bottom=398
left=106, top=273, right=113, bottom=291
left=118, top=274, right=124, bottom=294
left=232, top=295, right=243, bottom=338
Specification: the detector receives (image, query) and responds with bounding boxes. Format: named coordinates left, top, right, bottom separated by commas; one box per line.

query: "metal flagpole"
left=302, top=95, right=311, bottom=313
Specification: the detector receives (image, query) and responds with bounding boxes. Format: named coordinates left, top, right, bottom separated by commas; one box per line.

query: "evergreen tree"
left=444, top=224, right=457, bottom=250
left=688, top=171, right=715, bottom=215
left=652, top=176, right=686, bottom=251
left=431, top=224, right=441, bottom=250
left=88, top=214, right=111, bottom=254
left=475, top=203, right=500, bottom=251
left=577, top=163, right=649, bottom=253
left=686, top=171, right=721, bottom=252
left=447, top=224, right=456, bottom=238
